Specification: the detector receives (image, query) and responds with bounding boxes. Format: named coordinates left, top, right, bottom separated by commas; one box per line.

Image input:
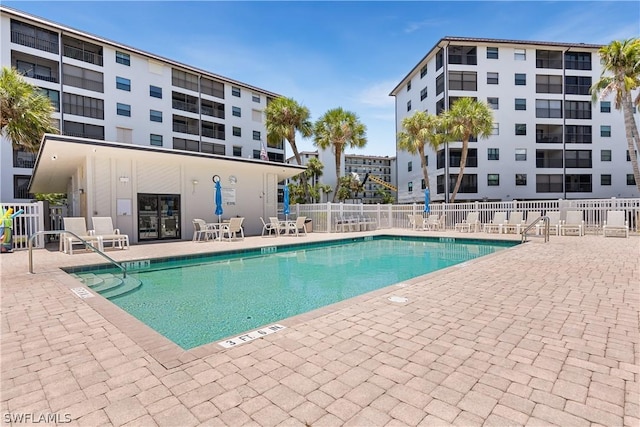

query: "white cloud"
left=404, top=19, right=441, bottom=34
left=356, top=80, right=399, bottom=108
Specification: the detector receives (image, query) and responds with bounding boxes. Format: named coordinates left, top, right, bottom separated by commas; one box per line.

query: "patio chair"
left=454, top=212, right=480, bottom=233
left=412, top=214, right=427, bottom=230
left=483, top=212, right=507, bottom=233
left=521, top=211, right=542, bottom=235
left=425, top=214, right=444, bottom=231
left=92, top=217, right=129, bottom=250
left=503, top=212, right=525, bottom=234
left=285, top=216, right=307, bottom=236
left=602, top=211, right=629, bottom=238
left=560, top=210, right=584, bottom=236
left=220, top=217, right=245, bottom=241
left=61, top=217, right=103, bottom=254
left=536, top=211, right=561, bottom=236
left=260, top=217, right=278, bottom=237
left=192, top=219, right=216, bottom=241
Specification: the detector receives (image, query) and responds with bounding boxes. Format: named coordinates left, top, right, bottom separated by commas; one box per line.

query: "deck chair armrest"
left=113, top=228, right=121, bottom=234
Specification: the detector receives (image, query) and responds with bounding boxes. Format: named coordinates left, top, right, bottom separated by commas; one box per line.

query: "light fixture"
left=192, top=179, right=199, bottom=194
left=51, top=155, right=57, bottom=160
left=192, top=179, right=199, bottom=185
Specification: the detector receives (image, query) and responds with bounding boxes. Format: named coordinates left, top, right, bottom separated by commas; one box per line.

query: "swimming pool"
left=71, top=236, right=517, bottom=349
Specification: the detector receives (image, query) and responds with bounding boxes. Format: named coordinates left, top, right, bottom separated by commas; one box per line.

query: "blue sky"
left=5, top=1, right=639, bottom=156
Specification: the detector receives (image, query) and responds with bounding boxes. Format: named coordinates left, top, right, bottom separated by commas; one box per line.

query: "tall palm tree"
left=442, top=97, right=494, bottom=203
left=397, top=111, right=446, bottom=195
left=265, top=97, right=313, bottom=202
left=313, top=107, right=367, bottom=202
left=0, top=66, right=58, bottom=152
left=591, top=38, right=640, bottom=191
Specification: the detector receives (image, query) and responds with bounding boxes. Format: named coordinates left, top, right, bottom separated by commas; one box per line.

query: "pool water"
left=87, top=237, right=517, bottom=349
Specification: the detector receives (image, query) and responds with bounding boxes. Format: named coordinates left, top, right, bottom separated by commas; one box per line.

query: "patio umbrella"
left=283, top=184, right=290, bottom=220
left=215, top=179, right=223, bottom=223
left=424, top=188, right=430, bottom=213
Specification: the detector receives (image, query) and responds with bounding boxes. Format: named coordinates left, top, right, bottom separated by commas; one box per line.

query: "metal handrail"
left=28, top=230, right=127, bottom=278
left=521, top=216, right=549, bottom=243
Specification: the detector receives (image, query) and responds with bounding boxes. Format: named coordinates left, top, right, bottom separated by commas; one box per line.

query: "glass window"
left=488, top=148, right=499, bottom=160
left=116, top=76, right=131, bottom=91
left=420, top=87, right=428, bottom=101
left=436, top=74, right=444, bottom=96
left=252, top=94, right=260, bottom=103
left=420, top=64, right=428, bottom=78
left=514, top=49, right=526, bottom=60
left=515, top=73, right=526, bottom=85
left=565, top=125, right=592, bottom=143
left=565, top=76, right=592, bottom=95
left=436, top=49, right=444, bottom=71
left=487, top=97, right=499, bottom=110
left=487, top=72, right=499, bottom=85
left=515, top=124, right=527, bottom=136
left=232, top=126, right=241, bottom=137
left=233, top=146, right=242, bottom=156
left=516, top=174, right=527, bottom=186
left=601, top=149, right=611, bottom=161
left=487, top=174, right=500, bottom=186
left=565, top=52, right=592, bottom=70
left=565, top=101, right=592, bottom=119
left=13, top=175, right=33, bottom=199
left=601, top=174, right=611, bottom=186
left=486, top=47, right=499, bottom=59
left=627, top=174, right=636, bottom=186
left=117, top=103, right=131, bottom=117
left=515, top=148, right=527, bottom=161
left=601, top=101, right=611, bottom=113
left=115, top=51, right=130, bottom=66
left=449, top=71, right=477, bottom=91
left=149, top=85, right=162, bottom=98
left=408, top=181, right=413, bottom=192
left=491, top=123, right=499, bottom=135
left=408, top=161, right=412, bottom=172
left=150, top=110, right=162, bottom=122
left=515, top=98, right=526, bottom=110
left=407, top=81, right=411, bottom=91
left=407, top=100, right=411, bottom=112
left=536, top=75, right=563, bottom=93
left=601, top=125, right=611, bottom=137
left=231, top=86, right=241, bottom=97
left=232, top=106, right=241, bottom=117
left=536, top=174, right=563, bottom=193
left=536, top=99, right=562, bottom=118
left=150, top=134, right=163, bottom=146
left=448, top=46, right=477, bottom=65
left=535, top=50, right=563, bottom=69
left=253, top=131, right=261, bottom=140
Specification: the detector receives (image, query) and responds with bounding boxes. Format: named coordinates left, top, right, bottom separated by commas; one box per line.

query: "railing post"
left=36, top=201, right=45, bottom=248
left=326, top=202, right=332, bottom=232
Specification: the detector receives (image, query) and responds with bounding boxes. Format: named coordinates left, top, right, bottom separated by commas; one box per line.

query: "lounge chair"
left=285, top=216, right=307, bottom=236
left=560, top=210, right=584, bottom=236
left=537, top=211, right=561, bottom=236
left=483, top=212, right=507, bottom=233
left=260, top=217, right=278, bottom=237
left=602, top=211, right=629, bottom=238
left=92, top=217, right=129, bottom=250
left=454, top=212, right=480, bottom=233
left=522, top=211, right=541, bottom=235
left=220, top=217, right=245, bottom=241
left=411, top=214, right=427, bottom=230
left=425, top=214, right=444, bottom=231
left=61, top=217, right=103, bottom=254
left=503, top=212, right=525, bottom=234
left=192, top=219, right=216, bottom=241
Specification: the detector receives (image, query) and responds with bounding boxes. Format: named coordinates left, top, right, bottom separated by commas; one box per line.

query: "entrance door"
left=138, top=194, right=181, bottom=241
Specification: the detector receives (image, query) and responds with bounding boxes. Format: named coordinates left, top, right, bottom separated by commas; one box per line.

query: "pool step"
left=99, top=277, right=142, bottom=300
left=72, top=272, right=142, bottom=299
left=73, top=273, right=104, bottom=287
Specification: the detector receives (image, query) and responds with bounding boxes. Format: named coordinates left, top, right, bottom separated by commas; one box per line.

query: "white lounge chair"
left=92, top=217, right=129, bottom=250
left=425, top=214, right=443, bottom=231
left=412, top=214, right=427, bottom=230
left=537, top=211, right=561, bottom=236
left=560, top=210, right=584, bottom=236
left=454, top=212, right=480, bottom=233
left=61, top=217, right=103, bottom=254
left=503, top=212, right=525, bottom=234
left=220, top=217, right=245, bottom=241
left=285, top=216, right=307, bottom=236
left=192, top=219, right=216, bottom=241
left=483, top=212, right=507, bottom=233
left=522, top=211, right=541, bottom=235
left=602, top=211, right=629, bottom=238
left=260, top=217, right=278, bottom=237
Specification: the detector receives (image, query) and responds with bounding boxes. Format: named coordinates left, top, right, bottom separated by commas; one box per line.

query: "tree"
left=265, top=97, right=314, bottom=202
left=0, top=66, right=58, bottom=152
left=442, top=97, right=494, bottom=203
left=397, top=111, right=446, bottom=195
left=591, top=38, right=640, bottom=191
left=313, top=108, right=367, bottom=202
left=335, top=174, right=364, bottom=202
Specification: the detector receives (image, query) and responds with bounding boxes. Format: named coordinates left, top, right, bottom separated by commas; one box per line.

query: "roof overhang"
left=30, top=134, right=306, bottom=193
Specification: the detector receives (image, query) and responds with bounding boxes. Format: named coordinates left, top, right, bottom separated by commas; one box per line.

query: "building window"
left=420, top=87, right=428, bottom=101
left=627, top=174, right=636, bottom=186
left=515, top=98, right=526, bottom=111
left=487, top=97, right=499, bottom=110
left=535, top=50, right=563, bottom=69
left=601, top=149, right=612, bottom=161
left=487, top=72, right=499, bottom=85
left=565, top=52, right=592, bottom=70
left=515, top=148, right=527, bottom=161
left=407, top=81, right=411, bottom=91
left=408, top=181, right=413, bottom=192
left=13, top=175, right=33, bottom=199
left=116, top=76, right=131, bottom=91
left=515, top=124, right=526, bottom=136
left=62, top=93, right=104, bottom=119
left=566, top=174, right=592, bottom=192
left=514, top=73, right=526, bottom=85
left=172, top=69, right=198, bottom=91
left=601, top=174, right=611, bottom=186
left=407, top=100, right=411, bottom=111
left=535, top=99, right=562, bottom=118
left=253, top=131, right=261, bottom=140
left=448, top=46, right=477, bottom=65
left=150, top=110, right=162, bottom=122
left=565, top=76, right=591, bottom=95
left=535, top=75, right=563, bottom=94
left=449, top=71, right=477, bottom=91
left=233, top=146, right=242, bottom=157
left=601, top=125, right=611, bottom=137
left=486, top=47, right=499, bottom=59
left=488, top=148, right=499, bottom=160
left=11, top=20, right=59, bottom=54
left=565, top=101, right=592, bottom=119
left=600, top=101, right=611, bottom=113
left=420, top=64, right=428, bottom=78
left=491, top=123, right=499, bottom=135
left=514, top=49, right=526, bottom=61
left=149, top=85, right=162, bottom=98
left=436, top=49, right=444, bottom=71
left=565, top=150, right=592, bottom=168
left=13, top=148, right=36, bottom=168
left=487, top=174, right=500, bottom=186
left=117, top=103, right=131, bottom=117
left=115, top=51, right=130, bottom=66
left=408, top=161, right=412, bottom=172
left=516, top=174, right=527, bottom=186
left=150, top=134, right=163, bottom=146
left=536, top=174, right=563, bottom=192
left=231, top=86, right=241, bottom=97
left=565, top=125, right=592, bottom=143
left=232, top=126, right=241, bottom=137
left=435, top=74, right=445, bottom=96
left=252, top=94, right=260, bottom=103
left=232, top=106, right=241, bottom=117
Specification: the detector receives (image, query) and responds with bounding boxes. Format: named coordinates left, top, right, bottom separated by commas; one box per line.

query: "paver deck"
left=1, top=229, right=638, bottom=426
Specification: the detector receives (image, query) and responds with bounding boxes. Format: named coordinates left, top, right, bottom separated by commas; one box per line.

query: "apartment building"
left=0, top=6, right=286, bottom=203
left=391, top=36, right=640, bottom=203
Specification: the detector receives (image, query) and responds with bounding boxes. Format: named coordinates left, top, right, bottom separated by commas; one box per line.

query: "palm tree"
left=397, top=111, right=446, bottom=195
left=0, top=66, right=58, bottom=152
left=443, top=97, right=494, bottom=203
left=313, top=108, right=367, bottom=202
left=265, top=97, right=313, bottom=202
left=591, top=38, right=640, bottom=191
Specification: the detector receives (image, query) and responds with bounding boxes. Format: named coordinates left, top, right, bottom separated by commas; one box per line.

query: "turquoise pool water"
left=76, top=237, right=517, bottom=349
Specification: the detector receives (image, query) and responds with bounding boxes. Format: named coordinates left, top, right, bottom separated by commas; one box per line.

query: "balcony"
left=11, top=30, right=59, bottom=54
left=63, top=44, right=103, bottom=66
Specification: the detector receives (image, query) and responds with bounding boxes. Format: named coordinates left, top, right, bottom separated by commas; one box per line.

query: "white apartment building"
left=0, top=6, right=287, bottom=203
left=391, top=36, right=640, bottom=203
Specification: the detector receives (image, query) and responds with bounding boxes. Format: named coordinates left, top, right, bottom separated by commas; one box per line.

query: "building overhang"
left=29, top=134, right=306, bottom=193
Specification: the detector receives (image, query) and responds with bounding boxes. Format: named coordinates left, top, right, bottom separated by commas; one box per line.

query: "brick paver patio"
left=1, top=230, right=638, bottom=426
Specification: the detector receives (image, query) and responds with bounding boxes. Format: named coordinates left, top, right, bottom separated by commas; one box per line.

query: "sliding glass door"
left=138, top=194, right=181, bottom=241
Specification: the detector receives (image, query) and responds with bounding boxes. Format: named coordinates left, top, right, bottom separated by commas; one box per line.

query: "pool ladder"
left=521, top=216, right=550, bottom=243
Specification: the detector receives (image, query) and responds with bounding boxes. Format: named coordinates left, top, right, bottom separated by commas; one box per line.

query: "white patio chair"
left=560, top=210, right=584, bottom=236
left=454, top=212, right=480, bottom=233
left=220, top=217, right=245, bottom=241
left=260, top=217, right=278, bottom=237
left=285, top=216, right=307, bottom=236
left=537, top=211, right=561, bottom=236
left=192, top=219, right=216, bottom=241
left=92, top=217, right=129, bottom=250
left=61, top=217, right=103, bottom=254
left=503, top=212, right=525, bottom=234
left=483, top=212, right=507, bottom=233
left=412, top=214, right=427, bottom=230
left=425, top=214, right=443, bottom=231
left=602, top=211, right=629, bottom=238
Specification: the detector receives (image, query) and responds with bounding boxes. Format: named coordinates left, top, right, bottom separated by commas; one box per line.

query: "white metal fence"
left=1, top=201, right=47, bottom=249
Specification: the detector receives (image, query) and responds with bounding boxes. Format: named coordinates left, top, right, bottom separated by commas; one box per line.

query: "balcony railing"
left=172, top=123, right=199, bottom=135
left=172, top=100, right=199, bottom=114
left=63, top=44, right=103, bottom=66
left=11, top=30, right=59, bottom=54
